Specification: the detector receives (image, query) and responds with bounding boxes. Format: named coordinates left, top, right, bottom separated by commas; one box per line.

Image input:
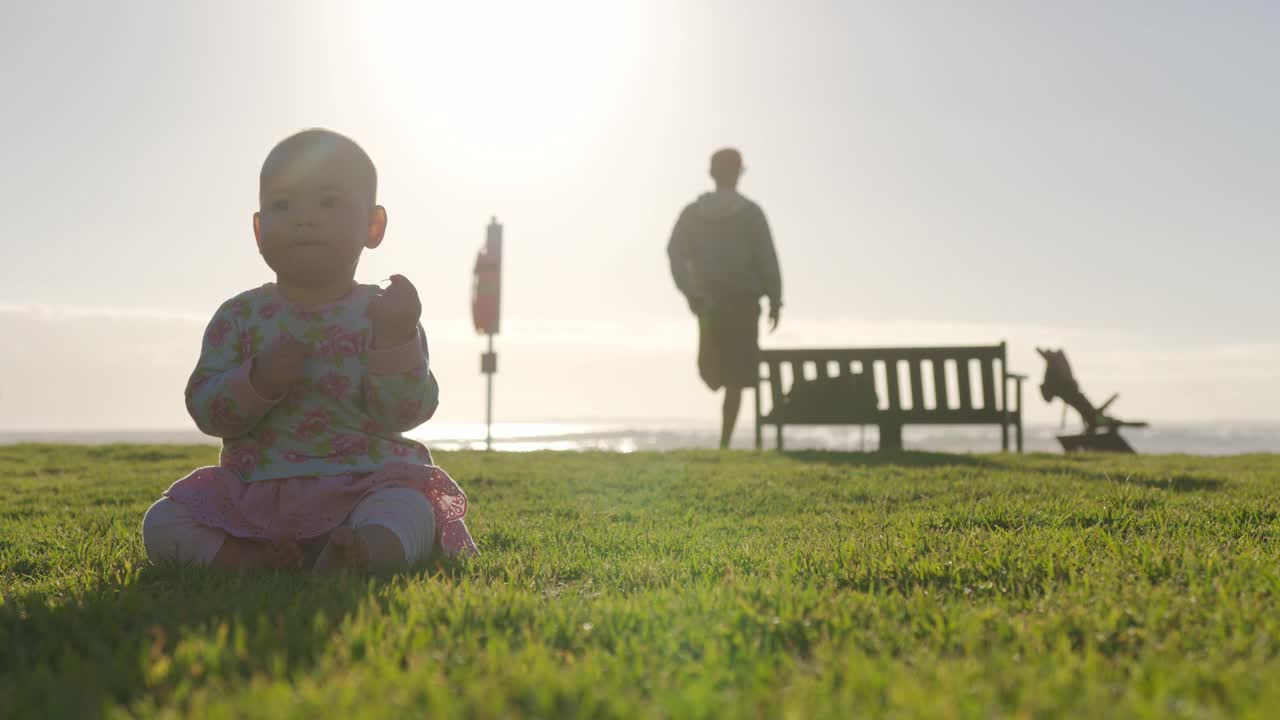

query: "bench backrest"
left=758, top=344, right=1014, bottom=424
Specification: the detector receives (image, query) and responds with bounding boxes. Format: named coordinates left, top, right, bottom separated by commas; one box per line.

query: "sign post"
left=472, top=217, right=503, bottom=451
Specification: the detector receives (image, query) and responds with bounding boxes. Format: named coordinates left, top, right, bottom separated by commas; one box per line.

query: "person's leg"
left=721, top=385, right=744, bottom=449
left=142, top=497, right=228, bottom=567
left=314, top=487, right=436, bottom=573
left=717, top=298, right=761, bottom=450
left=143, top=497, right=301, bottom=571
left=697, top=312, right=723, bottom=392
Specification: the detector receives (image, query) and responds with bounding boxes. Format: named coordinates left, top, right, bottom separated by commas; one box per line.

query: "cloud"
left=0, top=302, right=202, bottom=429
left=0, top=301, right=208, bottom=324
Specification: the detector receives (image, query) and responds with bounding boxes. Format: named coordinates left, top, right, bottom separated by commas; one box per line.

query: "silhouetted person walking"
left=668, top=148, right=782, bottom=449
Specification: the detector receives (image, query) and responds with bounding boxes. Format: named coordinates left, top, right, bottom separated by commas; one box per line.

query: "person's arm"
left=667, top=205, right=701, bottom=308
left=363, top=325, right=440, bottom=431
left=754, top=206, right=782, bottom=309
left=185, top=303, right=282, bottom=438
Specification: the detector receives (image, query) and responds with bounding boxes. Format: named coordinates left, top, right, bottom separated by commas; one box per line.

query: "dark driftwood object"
left=1037, top=347, right=1147, bottom=453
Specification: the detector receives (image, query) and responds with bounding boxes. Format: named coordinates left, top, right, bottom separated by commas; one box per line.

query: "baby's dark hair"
left=259, top=128, right=378, bottom=206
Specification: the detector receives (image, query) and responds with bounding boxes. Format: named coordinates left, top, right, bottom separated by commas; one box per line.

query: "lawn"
left=1, top=444, right=1278, bottom=718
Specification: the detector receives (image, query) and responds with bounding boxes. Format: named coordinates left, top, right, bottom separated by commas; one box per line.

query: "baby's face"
left=255, top=160, right=377, bottom=287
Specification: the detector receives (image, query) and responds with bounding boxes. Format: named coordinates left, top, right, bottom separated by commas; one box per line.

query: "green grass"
left=2, top=444, right=1278, bottom=718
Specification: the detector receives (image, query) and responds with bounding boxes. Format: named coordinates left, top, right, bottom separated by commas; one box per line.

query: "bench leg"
left=1014, top=380, right=1024, bottom=453
left=1001, top=422, right=1009, bottom=452
left=754, top=386, right=763, bottom=450
left=776, top=424, right=784, bottom=451
left=879, top=423, right=903, bottom=451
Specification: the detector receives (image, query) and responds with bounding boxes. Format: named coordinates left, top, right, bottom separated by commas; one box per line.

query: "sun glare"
left=362, top=1, right=642, bottom=174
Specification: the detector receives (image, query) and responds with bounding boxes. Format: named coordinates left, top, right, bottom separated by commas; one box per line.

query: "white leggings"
left=142, top=487, right=436, bottom=567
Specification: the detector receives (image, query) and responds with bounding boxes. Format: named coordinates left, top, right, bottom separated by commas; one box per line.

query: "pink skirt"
left=163, top=461, right=477, bottom=558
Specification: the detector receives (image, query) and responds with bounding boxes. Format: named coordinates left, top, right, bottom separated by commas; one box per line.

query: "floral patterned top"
left=186, top=283, right=439, bottom=484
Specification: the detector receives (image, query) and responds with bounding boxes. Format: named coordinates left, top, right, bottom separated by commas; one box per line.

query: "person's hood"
left=694, top=189, right=749, bottom=221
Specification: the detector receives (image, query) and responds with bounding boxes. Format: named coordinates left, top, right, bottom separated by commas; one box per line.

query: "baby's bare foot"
left=210, top=537, right=290, bottom=572
left=264, top=538, right=303, bottom=570
left=312, top=527, right=369, bottom=574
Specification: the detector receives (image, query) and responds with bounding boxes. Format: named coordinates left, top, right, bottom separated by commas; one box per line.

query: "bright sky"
left=2, top=1, right=1277, bottom=431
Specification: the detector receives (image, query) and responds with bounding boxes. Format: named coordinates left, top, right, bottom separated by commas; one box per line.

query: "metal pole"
left=485, top=333, right=494, bottom=451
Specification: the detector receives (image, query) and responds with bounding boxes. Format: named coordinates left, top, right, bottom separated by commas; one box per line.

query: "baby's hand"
left=368, top=274, right=422, bottom=349
left=251, top=334, right=311, bottom=399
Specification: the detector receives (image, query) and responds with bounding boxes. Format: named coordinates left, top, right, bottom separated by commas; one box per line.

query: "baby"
left=142, top=129, right=477, bottom=572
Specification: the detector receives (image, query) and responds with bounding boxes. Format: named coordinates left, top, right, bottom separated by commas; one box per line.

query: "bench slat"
left=981, top=358, right=996, bottom=411
left=909, top=359, right=924, bottom=411
left=760, top=346, right=1004, bottom=363
left=955, top=356, right=972, bottom=411
left=883, top=358, right=900, bottom=411
left=761, top=410, right=1006, bottom=425
left=767, top=359, right=785, bottom=414
left=932, top=358, right=948, bottom=410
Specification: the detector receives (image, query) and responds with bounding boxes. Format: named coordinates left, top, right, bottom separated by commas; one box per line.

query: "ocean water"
left=2, top=420, right=1277, bottom=455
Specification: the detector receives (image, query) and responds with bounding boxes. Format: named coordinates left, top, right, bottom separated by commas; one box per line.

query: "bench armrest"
left=1003, top=372, right=1026, bottom=413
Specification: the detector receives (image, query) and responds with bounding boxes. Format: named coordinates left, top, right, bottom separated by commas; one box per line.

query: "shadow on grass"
left=779, top=450, right=1000, bottom=469
left=1110, top=473, right=1226, bottom=492
left=778, top=450, right=1227, bottom=492
left=1009, top=465, right=1227, bottom=493
left=0, top=558, right=461, bottom=718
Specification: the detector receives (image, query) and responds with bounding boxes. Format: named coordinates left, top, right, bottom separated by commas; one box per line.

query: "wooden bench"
left=755, top=343, right=1026, bottom=452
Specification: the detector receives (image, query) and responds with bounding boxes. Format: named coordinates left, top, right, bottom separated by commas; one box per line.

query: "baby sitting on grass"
left=142, top=129, right=477, bottom=573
